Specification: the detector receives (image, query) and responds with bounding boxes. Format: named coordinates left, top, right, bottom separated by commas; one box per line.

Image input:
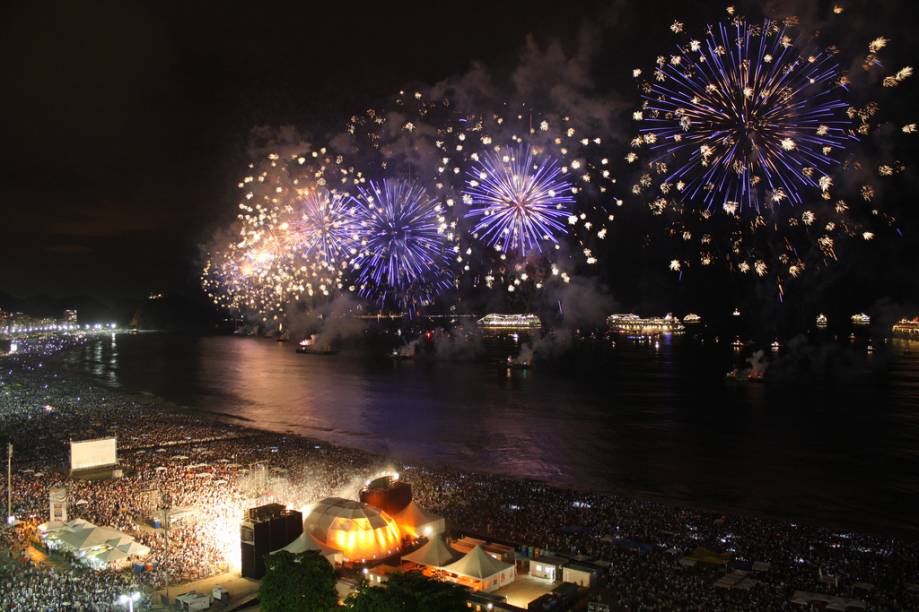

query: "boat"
left=682, top=313, right=702, bottom=324
left=505, top=356, right=529, bottom=370
left=770, top=340, right=780, bottom=352
left=296, top=335, right=337, bottom=355
left=731, top=337, right=744, bottom=349
left=725, top=368, right=765, bottom=383
left=892, top=317, right=919, bottom=338
left=389, top=349, right=415, bottom=360
left=606, top=313, right=685, bottom=335
left=732, top=308, right=741, bottom=317
left=816, top=313, right=828, bottom=328
left=476, top=313, right=542, bottom=330
left=851, top=313, right=871, bottom=326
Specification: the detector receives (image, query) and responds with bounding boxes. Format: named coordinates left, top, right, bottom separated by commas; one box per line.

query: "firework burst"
left=289, top=188, right=359, bottom=266
left=464, top=144, right=575, bottom=256
left=635, top=18, right=852, bottom=212
left=630, top=11, right=910, bottom=292
left=350, top=178, right=453, bottom=309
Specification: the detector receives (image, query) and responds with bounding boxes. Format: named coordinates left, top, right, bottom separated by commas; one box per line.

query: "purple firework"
left=351, top=178, right=451, bottom=309
left=463, top=144, right=574, bottom=256
left=638, top=18, right=852, bottom=212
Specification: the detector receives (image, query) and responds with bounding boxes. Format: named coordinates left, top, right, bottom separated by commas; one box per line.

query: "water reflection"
left=66, top=333, right=919, bottom=536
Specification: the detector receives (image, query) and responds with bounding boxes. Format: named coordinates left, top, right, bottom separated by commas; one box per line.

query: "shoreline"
left=46, top=338, right=919, bottom=544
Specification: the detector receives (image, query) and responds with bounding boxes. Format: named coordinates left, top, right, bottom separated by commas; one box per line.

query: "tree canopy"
left=259, top=550, right=338, bottom=612
left=345, top=571, right=468, bottom=612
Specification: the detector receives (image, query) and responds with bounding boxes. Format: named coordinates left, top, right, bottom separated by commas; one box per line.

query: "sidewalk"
left=154, top=571, right=259, bottom=610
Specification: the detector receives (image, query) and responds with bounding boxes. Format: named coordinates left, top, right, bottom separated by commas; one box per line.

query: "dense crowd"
left=1, top=335, right=917, bottom=610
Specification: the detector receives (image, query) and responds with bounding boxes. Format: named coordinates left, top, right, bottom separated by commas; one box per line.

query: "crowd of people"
left=1, top=334, right=917, bottom=610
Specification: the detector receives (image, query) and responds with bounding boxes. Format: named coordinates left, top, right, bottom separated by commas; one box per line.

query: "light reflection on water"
left=63, top=333, right=919, bottom=536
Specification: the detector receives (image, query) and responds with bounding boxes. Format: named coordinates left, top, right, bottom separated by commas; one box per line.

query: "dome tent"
left=305, top=497, right=401, bottom=561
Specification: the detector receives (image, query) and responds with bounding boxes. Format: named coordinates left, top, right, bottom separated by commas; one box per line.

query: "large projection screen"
left=70, top=437, right=117, bottom=471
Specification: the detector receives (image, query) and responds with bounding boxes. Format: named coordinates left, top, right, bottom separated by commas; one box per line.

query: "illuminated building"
left=892, top=318, right=919, bottom=338
left=851, top=313, right=871, bottom=326
left=606, top=313, right=685, bottom=335
left=305, top=497, right=401, bottom=562
left=64, top=309, right=78, bottom=324
left=476, top=313, right=542, bottom=330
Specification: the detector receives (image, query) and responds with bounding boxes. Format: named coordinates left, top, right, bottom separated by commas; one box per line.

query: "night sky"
left=3, top=0, right=917, bottom=324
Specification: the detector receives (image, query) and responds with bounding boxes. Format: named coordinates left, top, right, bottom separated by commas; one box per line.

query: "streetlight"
left=118, top=592, right=141, bottom=612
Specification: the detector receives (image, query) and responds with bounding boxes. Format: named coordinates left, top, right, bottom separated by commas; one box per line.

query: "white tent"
left=273, top=531, right=343, bottom=565
left=41, top=519, right=150, bottom=569
left=91, top=547, right=130, bottom=568
left=115, top=541, right=151, bottom=557
left=401, top=536, right=458, bottom=567
left=58, top=525, right=126, bottom=550
left=440, top=545, right=516, bottom=593
left=393, top=502, right=445, bottom=538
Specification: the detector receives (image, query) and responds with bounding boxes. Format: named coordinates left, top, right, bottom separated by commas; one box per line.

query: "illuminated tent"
left=41, top=520, right=150, bottom=569
left=440, top=545, right=516, bottom=593
left=393, top=502, right=445, bottom=539
left=273, top=531, right=343, bottom=565
left=401, top=536, right=458, bottom=568
left=305, top=497, right=401, bottom=562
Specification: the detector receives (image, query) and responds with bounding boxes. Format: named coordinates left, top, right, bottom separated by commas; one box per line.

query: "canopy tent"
left=93, top=547, right=129, bottom=563
left=393, top=502, right=445, bottom=539
left=272, top=531, right=343, bottom=565
left=58, top=525, right=126, bottom=550
left=440, top=545, right=516, bottom=593
left=115, top=541, right=151, bottom=557
left=401, top=536, right=459, bottom=568
left=40, top=519, right=150, bottom=569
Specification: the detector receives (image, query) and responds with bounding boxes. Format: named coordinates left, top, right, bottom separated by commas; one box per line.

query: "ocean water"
left=61, top=331, right=919, bottom=536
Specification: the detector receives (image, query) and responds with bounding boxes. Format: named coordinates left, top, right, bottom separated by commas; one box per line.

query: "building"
left=49, top=487, right=67, bottom=523
left=529, top=554, right=567, bottom=581
left=562, top=562, right=598, bottom=587
left=240, top=503, right=303, bottom=579
left=64, top=309, right=78, bottom=324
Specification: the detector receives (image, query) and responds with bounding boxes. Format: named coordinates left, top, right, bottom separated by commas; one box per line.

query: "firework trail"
left=350, top=178, right=453, bottom=310
left=464, top=144, right=575, bottom=256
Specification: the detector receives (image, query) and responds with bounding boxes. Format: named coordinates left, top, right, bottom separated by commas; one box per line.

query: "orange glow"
left=323, top=513, right=401, bottom=561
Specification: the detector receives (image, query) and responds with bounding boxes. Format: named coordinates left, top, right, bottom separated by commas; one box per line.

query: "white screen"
left=70, top=437, right=117, bottom=471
